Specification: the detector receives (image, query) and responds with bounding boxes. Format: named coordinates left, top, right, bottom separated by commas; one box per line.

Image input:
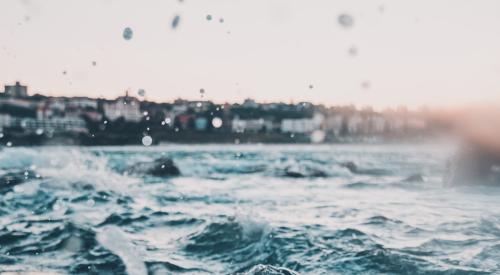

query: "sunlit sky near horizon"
left=1, top=0, right=500, bottom=109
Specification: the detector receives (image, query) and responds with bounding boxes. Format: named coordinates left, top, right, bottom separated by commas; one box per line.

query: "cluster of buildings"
left=0, top=81, right=436, bottom=143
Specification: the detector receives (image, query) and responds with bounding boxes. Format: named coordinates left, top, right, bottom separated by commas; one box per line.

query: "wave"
left=184, top=215, right=270, bottom=258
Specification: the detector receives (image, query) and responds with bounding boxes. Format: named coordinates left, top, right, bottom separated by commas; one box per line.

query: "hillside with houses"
left=0, top=81, right=450, bottom=146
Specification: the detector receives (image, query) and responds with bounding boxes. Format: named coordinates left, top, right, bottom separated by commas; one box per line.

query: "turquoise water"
left=1, top=144, right=499, bottom=274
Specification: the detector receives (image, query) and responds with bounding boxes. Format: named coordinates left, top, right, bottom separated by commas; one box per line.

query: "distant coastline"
left=0, top=81, right=452, bottom=147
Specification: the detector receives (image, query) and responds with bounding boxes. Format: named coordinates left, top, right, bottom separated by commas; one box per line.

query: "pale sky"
left=1, top=0, right=499, bottom=109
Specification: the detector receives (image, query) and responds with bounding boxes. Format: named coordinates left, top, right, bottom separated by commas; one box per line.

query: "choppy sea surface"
left=1, top=144, right=500, bottom=275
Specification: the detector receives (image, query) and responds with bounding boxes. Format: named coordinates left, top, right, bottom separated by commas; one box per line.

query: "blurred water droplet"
left=172, top=15, right=180, bottom=29
left=196, top=102, right=202, bottom=108
left=123, top=27, right=133, bottom=40
left=35, top=128, right=44, bottom=135
left=138, top=89, right=146, bottom=97
left=348, top=46, right=358, bottom=57
left=212, top=117, right=223, bottom=128
left=206, top=14, right=212, bottom=21
left=219, top=18, right=224, bottom=23
left=379, top=5, right=385, bottom=13
left=92, top=61, right=97, bottom=66
left=362, top=81, right=371, bottom=89
left=142, top=135, right=153, bottom=146
left=310, top=130, right=326, bottom=143
left=309, top=84, right=314, bottom=89
left=338, top=14, right=354, bottom=28
left=62, top=71, right=67, bottom=75
left=6, top=141, right=12, bottom=147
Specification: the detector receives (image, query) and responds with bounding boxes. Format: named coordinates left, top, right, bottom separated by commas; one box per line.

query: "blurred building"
left=103, top=93, right=142, bottom=122
left=281, top=113, right=324, bottom=134
left=4, top=81, right=28, bottom=98
left=232, top=117, right=272, bottom=133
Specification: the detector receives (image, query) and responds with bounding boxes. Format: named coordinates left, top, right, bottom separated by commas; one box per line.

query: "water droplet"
left=310, top=130, right=326, bottom=143
left=172, top=15, right=180, bottom=29
left=0, top=133, right=3, bottom=138
left=137, top=89, right=146, bottom=97
left=35, top=128, right=44, bottom=135
left=206, top=14, right=212, bottom=21
left=62, top=71, right=67, bottom=75
left=212, top=117, right=223, bottom=128
left=123, top=27, right=133, bottom=40
left=142, top=135, right=153, bottom=146
left=338, top=14, right=354, bottom=28
left=219, top=18, right=224, bottom=23
left=348, top=46, right=358, bottom=57
left=309, top=84, right=314, bottom=89
left=6, top=141, right=12, bottom=147
left=92, top=61, right=97, bottom=66
left=362, top=81, right=371, bottom=89
left=143, top=111, right=148, bottom=116
left=196, top=102, right=202, bottom=108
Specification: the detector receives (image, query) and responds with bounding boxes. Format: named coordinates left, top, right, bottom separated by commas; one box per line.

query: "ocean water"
left=1, top=144, right=500, bottom=275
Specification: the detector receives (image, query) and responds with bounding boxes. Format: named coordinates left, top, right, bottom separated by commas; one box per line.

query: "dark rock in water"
left=403, top=174, right=424, bottom=182
left=149, top=157, right=181, bottom=177
left=283, top=165, right=327, bottom=178
left=128, top=157, right=180, bottom=177
left=243, top=264, right=299, bottom=275
left=0, top=170, right=39, bottom=193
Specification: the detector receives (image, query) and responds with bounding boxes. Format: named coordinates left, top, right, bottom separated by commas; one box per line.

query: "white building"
left=0, top=114, right=13, bottom=129
left=232, top=117, right=271, bottom=133
left=103, top=95, right=142, bottom=122
left=281, top=113, right=324, bottom=134
left=67, top=97, right=98, bottom=109
left=347, top=114, right=364, bottom=134
left=325, top=114, right=344, bottom=136
left=20, top=117, right=88, bottom=134
left=368, top=116, right=387, bottom=133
